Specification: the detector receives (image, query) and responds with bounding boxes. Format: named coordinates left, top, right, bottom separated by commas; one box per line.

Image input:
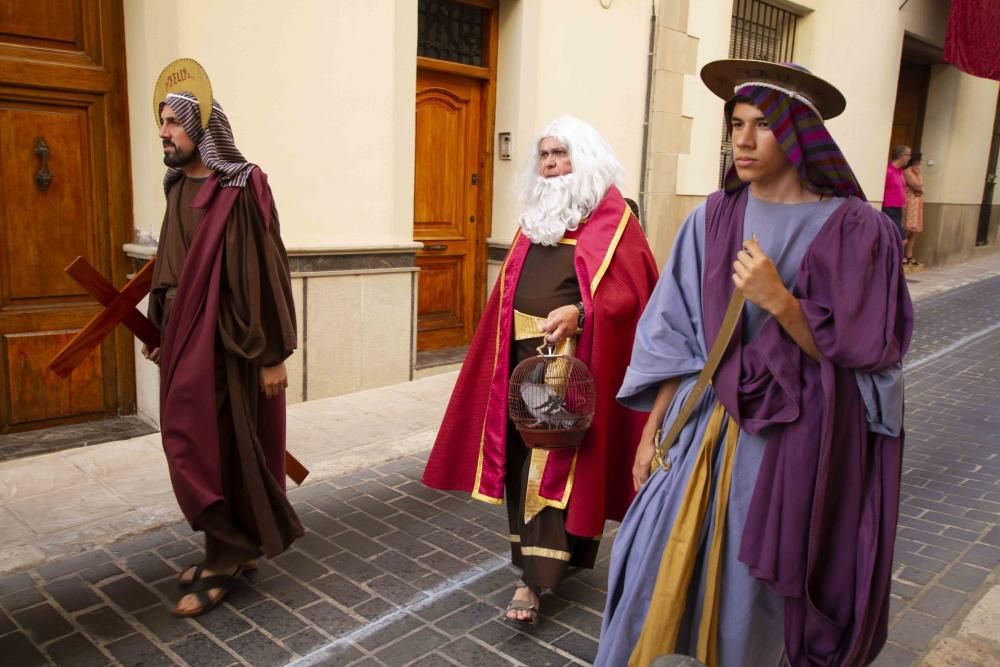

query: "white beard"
left=517, top=174, right=586, bottom=246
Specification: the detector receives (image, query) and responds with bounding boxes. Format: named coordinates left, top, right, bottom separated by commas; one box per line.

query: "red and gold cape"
left=422, top=186, right=659, bottom=537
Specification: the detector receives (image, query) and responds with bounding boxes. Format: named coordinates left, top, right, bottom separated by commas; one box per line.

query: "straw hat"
left=700, top=59, right=846, bottom=120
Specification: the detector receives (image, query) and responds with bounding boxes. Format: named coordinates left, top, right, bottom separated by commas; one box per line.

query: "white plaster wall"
left=921, top=67, right=1000, bottom=206
left=678, top=0, right=903, bottom=199
left=133, top=295, right=160, bottom=427
left=677, top=0, right=995, bottom=207
left=124, top=1, right=417, bottom=249
left=305, top=271, right=415, bottom=398
left=491, top=0, right=653, bottom=244
left=676, top=0, right=732, bottom=197
left=795, top=2, right=905, bottom=203
left=900, top=0, right=949, bottom=47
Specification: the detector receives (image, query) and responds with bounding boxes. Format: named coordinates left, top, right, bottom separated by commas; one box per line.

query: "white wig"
left=516, top=116, right=625, bottom=245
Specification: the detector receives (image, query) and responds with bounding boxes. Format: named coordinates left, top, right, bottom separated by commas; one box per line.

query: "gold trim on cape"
left=589, top=206, right=631, bottom=296
left=471, top=231, right=521, bottom=505
left=520, top=546, right=572, bottom=561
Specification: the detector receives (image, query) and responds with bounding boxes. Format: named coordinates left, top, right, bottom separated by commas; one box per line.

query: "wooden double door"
left=0, top=2, right=134, bottom=434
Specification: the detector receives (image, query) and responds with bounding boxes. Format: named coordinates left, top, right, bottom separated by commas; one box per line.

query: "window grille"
left=719, top=0, right=798, bottom=187
left=417, top=0, right=488, bottom=67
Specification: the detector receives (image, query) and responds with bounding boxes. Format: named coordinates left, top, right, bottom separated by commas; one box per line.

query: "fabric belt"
left=513, top=309, right=579, bottom=356
left=650, top=287, right=745, bottom=472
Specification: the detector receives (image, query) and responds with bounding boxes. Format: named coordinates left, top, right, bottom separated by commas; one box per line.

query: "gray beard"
left=518, top=174, right=585, bottom=246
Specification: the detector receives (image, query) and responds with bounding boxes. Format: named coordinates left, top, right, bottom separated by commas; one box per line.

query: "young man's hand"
left=734, top=238, right=822, bottom=361
left=141, top=344, right=161, bottom=365
left=632, top=427, right=657, bottom=491
left=732, top=238, right=793, bottom=315
left=260, top=363, right=288, bottom=398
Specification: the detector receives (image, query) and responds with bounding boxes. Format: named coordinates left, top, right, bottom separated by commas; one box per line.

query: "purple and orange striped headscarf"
left=723, top=71, right=866, bottom=200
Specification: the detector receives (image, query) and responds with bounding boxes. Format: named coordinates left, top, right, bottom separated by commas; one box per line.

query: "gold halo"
left=152, top=58, right=213, bottom=130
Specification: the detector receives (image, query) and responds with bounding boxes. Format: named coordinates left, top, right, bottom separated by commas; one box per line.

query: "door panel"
left=5, top=332, right=103, bottom=423
left=890, top=62, right=930, bottom=155
left=0, top=102, right=96, bottom=302
left=417, top=254, right=466, bottom=332
left=0, top=1, right=133, bottom=436
left=414, top=70, right=482, bottom=350
left=0, top=1, right=83, bottom=50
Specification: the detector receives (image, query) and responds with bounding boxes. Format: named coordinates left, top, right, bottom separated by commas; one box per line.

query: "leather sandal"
left=178, top=560, right=257, bottom=591
left=173, top=565, right=244, bottom=618
left=503, top=583, right=539, bottom=626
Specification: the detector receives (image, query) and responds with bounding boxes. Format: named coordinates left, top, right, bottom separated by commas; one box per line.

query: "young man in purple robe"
left=141, top=60, right=302, bottom=617
left=597, top=61, right=913, bottom=667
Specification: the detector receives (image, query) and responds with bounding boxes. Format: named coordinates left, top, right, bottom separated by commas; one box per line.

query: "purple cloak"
left=704, top=186, right=914, bottom=666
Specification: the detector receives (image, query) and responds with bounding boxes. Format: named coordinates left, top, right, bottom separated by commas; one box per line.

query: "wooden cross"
left=48, top=257, right=159, bottom=378
left=47, top=257, right=309, bottom=485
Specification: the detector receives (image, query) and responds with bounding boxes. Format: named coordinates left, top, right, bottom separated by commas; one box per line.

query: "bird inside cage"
left=508, top=348, right=596, bottom=450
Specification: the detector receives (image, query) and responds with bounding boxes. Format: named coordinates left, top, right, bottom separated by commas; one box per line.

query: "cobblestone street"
left=1, top=273, right=999, bottom=666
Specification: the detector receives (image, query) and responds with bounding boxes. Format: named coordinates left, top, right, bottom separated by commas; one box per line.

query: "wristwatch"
left=574, top=302, right=585, bottom=329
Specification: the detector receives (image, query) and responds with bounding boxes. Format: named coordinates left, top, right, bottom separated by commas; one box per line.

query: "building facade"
left=0, top=0, right=996, bottom=444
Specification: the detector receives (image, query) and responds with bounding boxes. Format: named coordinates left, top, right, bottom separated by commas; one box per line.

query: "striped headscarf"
left=723, top=79, right=866, bottom=200
left=160, top=92, right=255, bottom=197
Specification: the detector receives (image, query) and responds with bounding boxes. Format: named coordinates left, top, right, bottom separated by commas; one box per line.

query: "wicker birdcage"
left=508, top=348, right=596, bottom=450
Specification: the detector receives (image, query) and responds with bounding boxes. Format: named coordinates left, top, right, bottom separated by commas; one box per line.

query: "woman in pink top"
left=903, top=153, right=924, bottom=265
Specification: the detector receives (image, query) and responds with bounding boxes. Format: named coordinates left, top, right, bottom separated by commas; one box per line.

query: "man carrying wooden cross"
left=141, top=59, right=303, bottom=617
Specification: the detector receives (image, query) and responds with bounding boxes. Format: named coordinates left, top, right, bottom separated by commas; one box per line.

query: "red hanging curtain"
left=944, top=0, right=1000, bottom=80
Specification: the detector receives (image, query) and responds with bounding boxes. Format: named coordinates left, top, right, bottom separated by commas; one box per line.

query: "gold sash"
left=628, top=401, right=740, bottom=667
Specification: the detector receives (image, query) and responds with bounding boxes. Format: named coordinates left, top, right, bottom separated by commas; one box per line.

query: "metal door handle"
left=34, top=138, right=54, bottom=192
left=424, top=244, right=448, bottom=251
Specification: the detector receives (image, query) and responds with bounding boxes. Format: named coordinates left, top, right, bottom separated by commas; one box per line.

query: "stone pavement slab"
left=0, top=250, right=999, bottom=666
left=0, top=372, right=457, bottom=576
left=0, top=454, right=607, bottom=666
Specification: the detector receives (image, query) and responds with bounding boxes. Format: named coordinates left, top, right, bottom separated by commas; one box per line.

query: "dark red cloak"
left=159, top=169, right=296, bottom=556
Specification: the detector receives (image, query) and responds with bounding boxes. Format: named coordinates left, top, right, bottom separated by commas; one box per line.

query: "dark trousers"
left=504, top=425, right=599, bottom=590
left=881, top=206, right=905, bottom=241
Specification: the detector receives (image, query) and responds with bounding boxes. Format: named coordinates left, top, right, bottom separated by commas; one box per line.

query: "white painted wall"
left=491, top=0, right=653, bottom=243
left=676, top=0, right=732, bottom=197
left=921, top=67, right=1000, bottom=206
left=124, top=0, right=417, bottom=249
left=678, top=0, right=998, bottom=208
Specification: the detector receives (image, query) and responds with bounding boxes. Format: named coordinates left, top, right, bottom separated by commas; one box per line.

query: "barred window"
left=719, top=0, right=799, bottom=187
left=417, top=0, right=488, bottom=67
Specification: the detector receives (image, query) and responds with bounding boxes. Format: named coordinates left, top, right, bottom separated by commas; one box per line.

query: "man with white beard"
left=423, top=116, right=659, bottom=625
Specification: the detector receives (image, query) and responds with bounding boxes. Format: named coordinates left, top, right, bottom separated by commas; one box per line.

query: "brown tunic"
left=149, top=176, right=302, bottom=568
left=506, top=242, right=598, bottom=590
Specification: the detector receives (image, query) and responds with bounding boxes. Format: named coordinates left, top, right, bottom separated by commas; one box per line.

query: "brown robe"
left=506, top=242, right=600, bottom=591
left=149, top=175, right=302, bottom=568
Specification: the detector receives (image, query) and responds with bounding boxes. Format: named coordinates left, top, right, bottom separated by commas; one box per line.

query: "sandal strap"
left=506, top=600, right=539, bottom=612
left=188, top=586, right=216, bottom=611
left=187, top=566, right=243, bottom=594
left=516, top=580, right=541, bottom=595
